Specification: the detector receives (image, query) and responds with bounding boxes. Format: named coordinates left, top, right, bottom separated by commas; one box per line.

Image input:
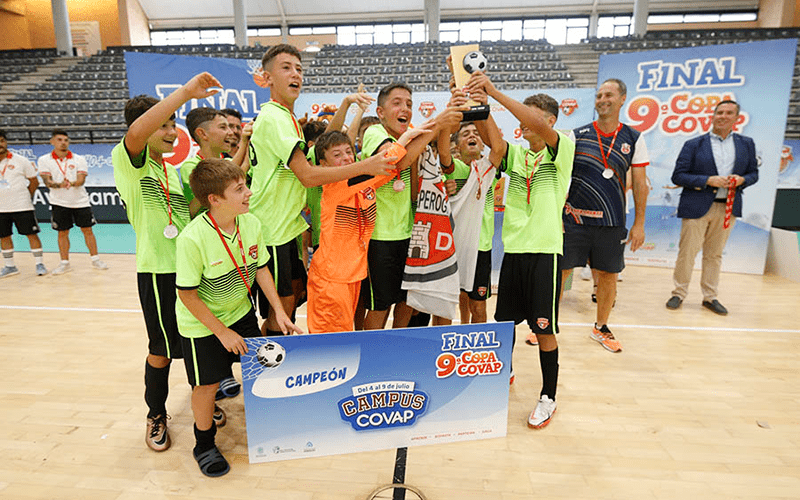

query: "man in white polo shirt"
left=0, top=128, right=48, bottom=278
left=37, top=129, right=108, bottom=275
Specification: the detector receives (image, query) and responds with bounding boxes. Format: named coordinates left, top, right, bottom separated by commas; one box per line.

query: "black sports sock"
left=539, top=347, right=559, bottom=400
left=144, top=362, right=170, bottom=418
left=510, top=329, right=516, bottom=374
left=194, top=422, right=217, bottom=455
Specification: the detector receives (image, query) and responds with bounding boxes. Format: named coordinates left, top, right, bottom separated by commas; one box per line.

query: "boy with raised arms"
left=439, top=120, right=497, bottom=324
left=112, top=72, right=218, bottom=452
left=180, top=107, right=235, bottom=217
left=247, top=44, right=397, bottom=336
left=360, top=83, right=465, bottom=330
left=177, top=158, right=300, bottom=477
left=467, top=71, right=575, bottom=430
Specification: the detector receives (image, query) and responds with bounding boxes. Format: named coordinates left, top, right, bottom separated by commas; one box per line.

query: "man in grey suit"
left=666, top=100, right=759, bottom=315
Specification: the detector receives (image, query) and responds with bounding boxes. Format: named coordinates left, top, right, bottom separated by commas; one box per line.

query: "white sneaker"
left=528, top=395, right=557, bottom=429
left=0, top=266, right=19, bottom=278
left=35, top=263, right=48, bottom=276
left=91, top=259, right=108, bottom=270
left=52, top=263, right=72, bottom=275
left=580, top=265, right=592, bottom=281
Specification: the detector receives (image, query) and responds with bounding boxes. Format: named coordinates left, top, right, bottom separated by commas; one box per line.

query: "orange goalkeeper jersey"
left=309, top=174, right=392, bottom=283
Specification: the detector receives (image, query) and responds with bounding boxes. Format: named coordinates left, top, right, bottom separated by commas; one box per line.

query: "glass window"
left=481, top=21, right=503, bottom=30
left=523, top=27, right=545, bottom=40
left=356, top=25, right=374, bottom=33
left=524, top=19, right=545, bottom=28
left=290, top=27, right=312, bottom=35
left=566, top=27, right=587, bottom=44
left=685, top=14, right=720, bottom=23
left=441, top=31, right=459, bottom=43
left=567, top=18, right=589, bottom=27
left=482, top=29, right=502, bottom=42
left=502, top=20, right=522, bottom=41
left=720, top=12, right=757, bottom=22
left=313, top=27, right=336, bottom=34
left=460, top=21, right=481, bottom=42
left=259, top=28, right=282, bottom=36
left=648, top=14, right=683, bottom=24
left=394, top=32, right=411, bottom=44
left=338, top=26, right=356, bottom=45
left=544, top=18, right=567, bottom=46
left=374, top=29, right=392, bottom=44
left=356, top=33, right=372, bottom=45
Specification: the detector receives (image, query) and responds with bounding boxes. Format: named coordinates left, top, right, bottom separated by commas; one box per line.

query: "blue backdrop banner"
left=597, top=39, right=797, bottom=274
left=241, top=322, right=514, bottom=463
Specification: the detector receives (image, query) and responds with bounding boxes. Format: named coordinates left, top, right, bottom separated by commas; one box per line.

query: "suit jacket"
left=671, top=132, right=759, bottom=219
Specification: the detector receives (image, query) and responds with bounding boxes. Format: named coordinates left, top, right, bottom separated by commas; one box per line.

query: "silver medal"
left=393, top=179, right=406, bottom=192
left=602, top=168, right=614, bottom=179
left=163, top=224, right=179, bottom=239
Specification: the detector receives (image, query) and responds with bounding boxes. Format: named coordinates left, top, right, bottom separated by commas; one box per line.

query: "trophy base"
left=461, top=105, right=490, bottom=121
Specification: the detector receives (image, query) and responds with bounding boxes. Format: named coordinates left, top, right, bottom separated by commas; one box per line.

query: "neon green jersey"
left=249, top=100, right=308, bottom=246
left=179, top=154, right=202, bottom=203
left=112, top=139, right=191, bottom=273
left=362, top=124, right=412, bottom=241
left=175, top=212, right=270, bottom=338
left=499, top=132, right=574, bottom=254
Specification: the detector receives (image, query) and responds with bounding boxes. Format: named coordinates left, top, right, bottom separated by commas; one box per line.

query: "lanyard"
left=594, top=122, right=620, bottom=177
left=54, top=155, right=70, bottom=179
left=156, top=160, right=174, bottom=227
left=472, top=159, right=494, bottom=200
left=270, top=100, right=303, bottom=139
left=207, top=213, right=252, bottom=295
left=0, top=152, right=12, bottom=178
left=524, top=150, right=544, bottom=205
left=723, top=177, right=737, bottom=229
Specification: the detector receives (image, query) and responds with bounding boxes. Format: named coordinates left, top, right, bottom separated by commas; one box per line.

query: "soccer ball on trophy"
left=256, top=341, right=286, bottom=368
left=463, top=51, right=488, bottom=74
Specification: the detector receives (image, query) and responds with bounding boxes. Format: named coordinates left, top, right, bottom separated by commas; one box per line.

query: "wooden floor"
left=1, top=253, right=799, bottom=500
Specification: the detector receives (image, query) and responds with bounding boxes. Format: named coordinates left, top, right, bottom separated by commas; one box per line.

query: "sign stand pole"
left=364, top=447, right=427, bottom=500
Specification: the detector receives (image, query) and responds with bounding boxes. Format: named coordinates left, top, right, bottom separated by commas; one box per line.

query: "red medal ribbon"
left=157, top=160, right=174, bottom=227
left=0, top=152, right=13, bottom=178
left=593, top=122, right=621, bottom=179
left=723, top=176, right=737, bottom=229
left=524, top=150, right=543, bottom=205
left=473, top=160, right=495, bottom=200
left=270, top=99, right=303, bottom=139
left=207, top=213, right=252, bottom=296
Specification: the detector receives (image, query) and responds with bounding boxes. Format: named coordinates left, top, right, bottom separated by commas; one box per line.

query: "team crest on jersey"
left=361, top=187, right=376, bottom=200
left=249, top=245, right=258, bottom=260
left=621, top=143, right=631, bottom=154
left=537, top=317, right=549, bottom=330
left=559, top=98, right=578, bottom=116
left=477, top=286, right=487, bottom=297
left=419, top=101, right=436, bottom=118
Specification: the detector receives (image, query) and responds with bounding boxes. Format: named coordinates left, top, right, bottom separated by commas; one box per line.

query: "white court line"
left=2, top=304, right=799, bottom=334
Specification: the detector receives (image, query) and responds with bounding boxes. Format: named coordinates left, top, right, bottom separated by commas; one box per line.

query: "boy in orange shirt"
left=306, top=131, right=413, bottom=333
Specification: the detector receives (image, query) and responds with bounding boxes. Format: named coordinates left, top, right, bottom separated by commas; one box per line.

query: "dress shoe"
left=702, top=299, right=728, bottom=315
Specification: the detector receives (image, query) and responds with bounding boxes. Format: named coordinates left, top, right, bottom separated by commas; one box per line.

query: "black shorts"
left=494, top=253, right=562, bottom=335
left=181, top=308, right=261, bottom=386
left=562, top=223, right=627, bottom=274
left=254, top=237, right=307, bottom=319
left=137, top=273, right=183, bottom=359
left=464, top=249, right=492, bottom=301
left=51, top=205, right=96, bottom=231
left=0, top=210, right=40, bottom=238
left=361, top=238, right=410, bottom=311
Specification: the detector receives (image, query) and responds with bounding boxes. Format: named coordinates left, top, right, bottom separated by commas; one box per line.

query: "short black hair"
left=220, top=108, right=242, bottom=121
left=0, top=129, right=8, bottom=140
left=315, top=131, right=354, bottom=165
left=303, top=120, right=328, bottom=146
left=377, top=83, right=413, bottom=108
left=523, top=94, right=559, bottom=119
left=51, top=129, right=69, bottom=138
left=124, top=95, right=175, bottom=128
left=715, top=99, right=740, bottom=114
left=261, top=44, right=302, bottom=70
left=185, top=107, right=225, bottom=143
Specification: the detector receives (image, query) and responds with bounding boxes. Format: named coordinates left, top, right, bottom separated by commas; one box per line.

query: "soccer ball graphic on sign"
left=463, top=51, right=488, bottom=74
left=256, top=341, right=286, bottom=368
